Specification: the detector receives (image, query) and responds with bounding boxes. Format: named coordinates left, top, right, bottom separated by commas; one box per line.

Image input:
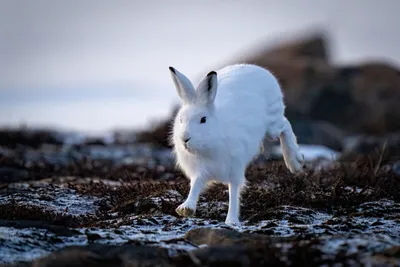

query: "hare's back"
left=215, top=64, right=283, bottom=112
left=214, top=64, right=284, bottom=165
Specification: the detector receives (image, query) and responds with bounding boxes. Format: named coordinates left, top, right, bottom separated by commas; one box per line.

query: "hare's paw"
left=299, top=153, right=305, bottom=167
left=176, top=201, right=196, bottom=217
left=225, top=216, right=240, bottom=226
left=288, top=152, right=305, bottom=173
left=295, top=153, right=306, bottom=172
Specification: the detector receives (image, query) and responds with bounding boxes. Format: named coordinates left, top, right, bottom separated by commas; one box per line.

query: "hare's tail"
left=279, top=118, right=304, bottom=173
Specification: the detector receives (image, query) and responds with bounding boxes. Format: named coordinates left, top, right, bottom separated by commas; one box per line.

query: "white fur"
left=169, top=64, right=304, bottom=225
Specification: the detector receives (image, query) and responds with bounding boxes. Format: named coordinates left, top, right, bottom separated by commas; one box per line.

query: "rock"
left=184, top=228, right=291, bottom=247
left=184, top=228, right=247, bottom=246
left=256, top=33, right=329, bottom=62
left=188, top=244, right=280, bottom=267
left=235, top=34, right=335, bottom=119
left=253, top=58, right=335, bottom=120
left=340, top=132, right=400, bottom=162
left=347, top=62, right=400, bottom=134
left=310, top=62, right=400, bottom=135
left=5, top=234, right=399, bottom=267
left=244, top=33, right=330, bottom=63
left=18, top=244, right=174, bottom=267
left=182, top=227, right=400, bottom=267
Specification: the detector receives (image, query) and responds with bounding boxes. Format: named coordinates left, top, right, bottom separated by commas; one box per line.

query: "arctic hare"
left=169, top=64, right=304, bottom=225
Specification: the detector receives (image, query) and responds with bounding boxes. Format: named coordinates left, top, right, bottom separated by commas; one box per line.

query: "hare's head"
left=169, top=67, right=221, bottom=155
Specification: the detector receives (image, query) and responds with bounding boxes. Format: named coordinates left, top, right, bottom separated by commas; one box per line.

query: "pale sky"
left=1, top=0, right=399, bottom=132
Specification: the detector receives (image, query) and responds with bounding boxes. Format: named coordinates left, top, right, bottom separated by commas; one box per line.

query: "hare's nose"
left=183, top=137, right=191, bottom=143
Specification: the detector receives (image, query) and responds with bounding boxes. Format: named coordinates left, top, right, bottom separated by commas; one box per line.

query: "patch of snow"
left=272, top=144, right=340, bottom=161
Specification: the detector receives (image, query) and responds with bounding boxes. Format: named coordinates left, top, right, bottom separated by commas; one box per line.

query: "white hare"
left=169, top=64, right=304, bottom=225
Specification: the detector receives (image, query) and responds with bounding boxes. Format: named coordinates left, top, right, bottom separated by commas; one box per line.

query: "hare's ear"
left=169, top=67, right=196, bottom=104
left=196, top=71, right=218, bottom=106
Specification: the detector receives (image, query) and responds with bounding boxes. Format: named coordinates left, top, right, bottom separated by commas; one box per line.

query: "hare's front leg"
left=176, top=177, right=205, bottom=217
left=225, top=181, right=244, bottom=225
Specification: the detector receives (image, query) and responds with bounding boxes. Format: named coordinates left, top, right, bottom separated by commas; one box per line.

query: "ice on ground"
left=1, top=201, right=399, bottom=264
left=0, top=182, right=100, bottom=216
left=0, top=227, right=87, bottom=264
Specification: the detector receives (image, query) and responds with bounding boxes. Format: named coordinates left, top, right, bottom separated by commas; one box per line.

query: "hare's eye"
left=200, top=117, right=207, bottom=124
left=180, top=118, right=182, bottom=123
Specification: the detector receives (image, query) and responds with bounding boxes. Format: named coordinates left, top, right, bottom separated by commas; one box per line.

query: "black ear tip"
left=207, top=71, right=217, bottom=76
left=169, top=66, right=176, bottom=74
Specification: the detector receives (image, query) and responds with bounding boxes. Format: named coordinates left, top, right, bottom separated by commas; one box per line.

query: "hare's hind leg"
left=176, top=177, right=205, bottom=217
left=279, top=117, right=304, bottom=173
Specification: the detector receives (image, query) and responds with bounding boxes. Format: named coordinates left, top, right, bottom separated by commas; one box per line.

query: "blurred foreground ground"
left=1, top=35, right=400, bottom=266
